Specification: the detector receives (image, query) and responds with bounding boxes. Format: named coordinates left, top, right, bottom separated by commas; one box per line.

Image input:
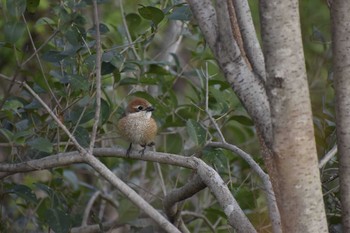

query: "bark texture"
left=331, top=1, right=350, bottom=231
left=259, top=0, right=328, bottom=232
left=188, top=0, right=272, bottom=149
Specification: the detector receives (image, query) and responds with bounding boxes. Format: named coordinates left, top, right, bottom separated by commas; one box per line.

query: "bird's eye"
left=137, top=106, right=144, bottom=111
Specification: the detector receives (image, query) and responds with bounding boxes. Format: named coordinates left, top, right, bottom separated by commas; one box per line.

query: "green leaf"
left=208, top=80, right=231, bottom=91
left=24, top=99, right=41, bottom=109
left=118, top=199, right=140, bottom=223
left=186, top=119, right=206, bottom=146
left=4, top=21, right=26, bottom=44
left=100, top=98, right=110, bottom=124
left=44, top=208, right=71, bottom=233
left=148, top=64, right=169, bottom=75
left=203, top=148, right=226, bottom=171
left=28, top=137, right=53, bottom=153
left=119, top=77, right=138, bottom=85
left=8, top=184, right=37, bottom=204
left=126, top=13, right=142, bottom=32
left=26, top=0, right=40, bottom=13
left=64, top=27, right=84, bottom=46
left=35, top=17, right=56, bottom=26
left=204, top=207, right=226, bottom=219
left=68, top=75, right=89, bottom=91
left=74, top=126, right=90, bottom=147
left=3, top=99, right=24, bottom=111
left=88, top=23, right=109, bottom=35
left=168, top=5, right=192, bottom=21
left=6, top=0, right=27, bottom=17
left=0, top=128, right=14, bottom=142
left=101, top=62, right=117, bottom=75
left=34, top=183, right=62, bottom=206
left=166, top=133, right=183, bottom=154
left=229, top=115, right=254, bottom=126
left=138, top=6, right=164, bottom=25
left=42, top=51, right=67, bottom=63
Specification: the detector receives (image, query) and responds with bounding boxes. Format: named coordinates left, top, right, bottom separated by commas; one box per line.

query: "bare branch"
left=232, top=0, right=266, bottom=80
left=89, top=0, right=103, bottom=154
left=226, top=0, right=252, bottom=70
left=318, top=144, right=337, bottom=169
left=331, top=0, right=350, bottom=229
left=82, top=191, right=101, bottom=226
left=0, top=74, right=180, bottom=233
left=22, top=14, right=61, bottom=109
left=0, top=147, right=254, bottom=231
left=0, top=148, right=197, bottom=178
left=83, top=155, right=181, bottom=233
left=163, top=175, right=206, bottom=223
left=187, top=0, right=218, bottom=55
left=207, top=141, right=281, bottom=232
left=71, top=220, right=121, bottom=233
left=194, top=157, right=256, bottom=233
left=187, top=0, right=272, bottom=146
left=182, top=211, right=215, bottom=233
left=119, top=0, right=141, bottom=61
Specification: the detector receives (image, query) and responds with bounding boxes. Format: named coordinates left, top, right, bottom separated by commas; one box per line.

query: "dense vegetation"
left=0, top=0, right=338, bottom=232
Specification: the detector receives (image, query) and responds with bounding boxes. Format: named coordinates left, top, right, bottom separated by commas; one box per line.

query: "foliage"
left=0, top=0, right=339, bottom=232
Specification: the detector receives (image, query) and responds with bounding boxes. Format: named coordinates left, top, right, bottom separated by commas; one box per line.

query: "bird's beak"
left=145, top=106, right=155, bottom=112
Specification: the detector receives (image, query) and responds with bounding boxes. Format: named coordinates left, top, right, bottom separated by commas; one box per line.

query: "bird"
left=117, top=98, right=158, bottom=156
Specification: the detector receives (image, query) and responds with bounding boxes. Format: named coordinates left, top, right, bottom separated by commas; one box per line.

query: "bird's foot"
left=139, top=144, right=147, bottom=156
left=126, top=143, right=132, bottom=157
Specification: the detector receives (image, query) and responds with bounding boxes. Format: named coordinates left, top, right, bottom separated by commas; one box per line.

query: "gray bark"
left=232, top=0, right=266, bottom=80
left=187, top=0, right=272, bottom=146
left=331, top=1, right=350, bottom=231
left=259, top=0, right=328, bottom=232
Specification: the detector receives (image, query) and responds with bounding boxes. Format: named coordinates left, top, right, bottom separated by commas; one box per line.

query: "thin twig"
left=82, top=191, right=101, bottom=226
left=21, top=30, right=59, bottom=67
left=182, top=211, right=216, bottom=233
left=319, top=144, right=338, bottom=169
left=89, top=0, right=103, bottom=154
left=22, top=14, right=62, bottom=110
left=119, top=0, right=141, bottom=61
left=202, top=64, right=226, bottom=142
left=155, top=163, right=167, bottom=196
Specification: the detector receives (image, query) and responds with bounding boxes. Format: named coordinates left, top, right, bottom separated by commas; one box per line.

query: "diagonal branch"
left=0, top=147, right=256, bottom=232
left=163, top=175, right=206, bottom=223
left=0, top=74, right=179, bottom=233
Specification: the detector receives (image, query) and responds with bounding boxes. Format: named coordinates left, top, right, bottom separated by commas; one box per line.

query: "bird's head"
left=125, top=98, right=155, bottom=119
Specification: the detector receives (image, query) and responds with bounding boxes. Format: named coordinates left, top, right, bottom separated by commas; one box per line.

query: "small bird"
left=118, top=98, right=158, bottom=156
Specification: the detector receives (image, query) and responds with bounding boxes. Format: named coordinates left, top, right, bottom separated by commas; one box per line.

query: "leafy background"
left=0, top=0, right=338, bottom=232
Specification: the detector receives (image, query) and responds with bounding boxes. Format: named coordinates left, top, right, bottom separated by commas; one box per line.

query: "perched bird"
left=118, top=98, right=157, bottom=156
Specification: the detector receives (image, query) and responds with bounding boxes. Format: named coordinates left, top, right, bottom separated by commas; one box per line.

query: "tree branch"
left=0, top=74, right=180, bottom=233
left=207, top=142, right=281, bottom=232
left=187, top=0, right=218, bottom=55
left=187, top=0, right=272, bottom=146
left=163, top=175, right=206, bottom=223
left=89, top=0, right=102, bottom=154
left=195, top=157, right=256, bottom=233
left=318, top=144, right=337, bottom=169
left=0, top=147, right=255, bottom=232
left=232, top=0, right=266, bottom=80
left=83, top=155, right=181, bottom=233
left=71, top=220, right=121, bottom=233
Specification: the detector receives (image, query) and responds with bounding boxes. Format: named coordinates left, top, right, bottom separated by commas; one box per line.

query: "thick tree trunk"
left=331, top=1, right=350, bottom=231
left=259, top=0, right=328, bottom=232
